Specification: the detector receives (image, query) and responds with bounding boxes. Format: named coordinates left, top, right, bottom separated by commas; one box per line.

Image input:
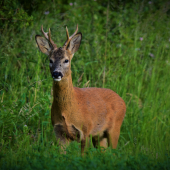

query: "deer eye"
left=50, top=59, right=53, bottom=64
left=64, top=59, right=69, bottom=63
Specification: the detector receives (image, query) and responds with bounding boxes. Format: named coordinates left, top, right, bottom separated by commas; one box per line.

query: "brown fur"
left=51, top=75, right=126, bottom=152
left=35, top=25, right=126, bottom=154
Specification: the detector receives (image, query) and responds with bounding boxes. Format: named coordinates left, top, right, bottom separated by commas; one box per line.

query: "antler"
left=41, top=25, right=57, bottom=49
left=63, top=24, right=78, bottom=50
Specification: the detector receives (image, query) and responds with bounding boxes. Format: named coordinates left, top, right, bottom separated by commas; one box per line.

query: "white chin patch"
left=53, top=76, right=62, bottom=82
left=54, top=78, right=61, bottom=82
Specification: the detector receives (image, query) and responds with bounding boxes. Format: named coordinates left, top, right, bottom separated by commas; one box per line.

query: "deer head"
left=35, top=24, right=82, bottom=81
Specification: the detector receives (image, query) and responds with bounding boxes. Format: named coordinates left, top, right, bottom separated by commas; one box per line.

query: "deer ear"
left=35, top=35, right=51, bottom=55
left=67, top=33, right=82, bottom=55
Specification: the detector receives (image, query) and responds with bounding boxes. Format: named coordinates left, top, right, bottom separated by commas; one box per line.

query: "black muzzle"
left=52, top=71, right=63, bottom=79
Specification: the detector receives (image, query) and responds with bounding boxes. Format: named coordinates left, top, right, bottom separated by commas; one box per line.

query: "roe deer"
left=35, top=24, right=126, bottom=153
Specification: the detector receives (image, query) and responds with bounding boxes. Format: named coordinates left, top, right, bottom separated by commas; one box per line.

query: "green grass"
left=0, top=1, right=170, bottom=169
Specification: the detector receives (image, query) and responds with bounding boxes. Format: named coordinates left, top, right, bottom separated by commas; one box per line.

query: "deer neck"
left=53, top=73, right=75, bottom=108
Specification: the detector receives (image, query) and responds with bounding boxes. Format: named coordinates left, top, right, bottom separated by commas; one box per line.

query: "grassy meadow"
left=0, top=1, right=170, bottom=169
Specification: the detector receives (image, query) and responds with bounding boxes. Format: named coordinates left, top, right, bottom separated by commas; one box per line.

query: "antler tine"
left=41, top=25, right=57, bottom=49
left=70, top=24, right=78, bottom=39
left=48, top=28, right=57, bottom=49
left=66, top=26, right=70, bottom=40
left=63, top=24, right=78, bottom=49
left=41, top=25, right=49, bottom=39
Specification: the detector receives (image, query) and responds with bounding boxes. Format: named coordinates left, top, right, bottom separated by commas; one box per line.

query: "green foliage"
left=0, top=145, right=169, bottom=170
left=0, top=0, right=170, bottom=169
left=0, top=0, right=33, bottom=33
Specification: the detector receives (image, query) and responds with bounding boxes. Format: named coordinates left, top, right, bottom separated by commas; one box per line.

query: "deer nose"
left=52, top=71, right=63, bottom=79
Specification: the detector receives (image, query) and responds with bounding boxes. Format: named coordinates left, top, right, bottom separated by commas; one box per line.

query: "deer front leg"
left=81, top=136, right=90, bottom=155
left=54, top=124, right=70, bottom=152
left=81, top=139, right=86, bottom=154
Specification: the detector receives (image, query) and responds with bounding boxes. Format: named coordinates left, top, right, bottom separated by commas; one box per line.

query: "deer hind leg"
left=107, top=123, right=122, bottom=149
left=99, top=138, right=108, bottom=148
left=92, top=136, right=108, bottom=150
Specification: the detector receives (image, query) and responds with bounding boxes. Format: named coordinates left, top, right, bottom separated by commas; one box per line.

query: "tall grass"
left=0, top=1, right=170, bottom=169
